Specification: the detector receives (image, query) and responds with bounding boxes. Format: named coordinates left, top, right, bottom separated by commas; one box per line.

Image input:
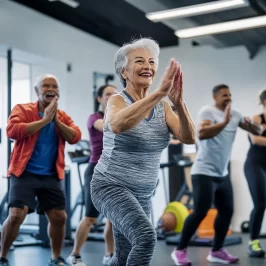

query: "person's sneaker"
left=0, top=258, right=9, bottom=266
left=171, top=249, right=192, bottom=265
left=102, top=254, right=113, bottom=265
left=248, top=239, right=265, bottom=258
left=66, top=254, right=86, bottom=266
left=207, top=249, right=239, bottom=264
left=48, top=256, right=70, bottom=266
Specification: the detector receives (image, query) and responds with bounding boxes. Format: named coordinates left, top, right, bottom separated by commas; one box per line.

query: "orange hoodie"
left=7, top=101, right=82, bottom=179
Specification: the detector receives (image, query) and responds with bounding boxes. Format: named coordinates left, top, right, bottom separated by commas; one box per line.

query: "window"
left=11, top=62, right=31, bottom=108
left=12, top=79, right=31, bottom=108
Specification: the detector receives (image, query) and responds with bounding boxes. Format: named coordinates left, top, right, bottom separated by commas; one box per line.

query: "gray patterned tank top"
left=93, top=91, right=170, bottom=197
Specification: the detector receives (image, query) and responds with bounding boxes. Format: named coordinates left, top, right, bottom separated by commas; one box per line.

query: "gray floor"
left=6, top=234, right=266, bottom=266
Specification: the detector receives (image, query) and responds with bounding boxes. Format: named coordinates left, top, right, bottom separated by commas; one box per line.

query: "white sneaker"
left=66, top=255, right=86, bottom=266
left=102, top=254, right=113, bottom=266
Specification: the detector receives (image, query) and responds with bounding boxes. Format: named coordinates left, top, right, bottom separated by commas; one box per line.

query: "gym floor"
left=6, top=234, right=266, bottom=266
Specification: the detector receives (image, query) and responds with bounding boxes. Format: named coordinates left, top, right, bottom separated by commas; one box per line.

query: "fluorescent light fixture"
left=175, top=15, right=266, bottom=38
left=146, top=0, right=248, bottom=22
left=48, top=0, right=80, bottom=8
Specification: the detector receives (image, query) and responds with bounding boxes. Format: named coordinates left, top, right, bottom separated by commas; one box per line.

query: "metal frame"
left=0, top=49, right=12, bottom=222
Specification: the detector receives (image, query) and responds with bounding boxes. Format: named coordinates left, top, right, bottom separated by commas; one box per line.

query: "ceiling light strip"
left=48, top=0, right=80, bottom=8
left=175, top=15, right=266, bottom=38
left=146, top=0, right=248, bottom=22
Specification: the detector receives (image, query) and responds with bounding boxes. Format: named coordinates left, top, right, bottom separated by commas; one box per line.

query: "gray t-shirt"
left=191, top=105, right=244, bottom=177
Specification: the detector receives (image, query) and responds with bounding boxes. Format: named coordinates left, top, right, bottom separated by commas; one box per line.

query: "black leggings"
left=178, top=174, right=234, bottom=251
left=244, top=157, right=266, bottom=240
left=84, top=163, right=99, bottom=218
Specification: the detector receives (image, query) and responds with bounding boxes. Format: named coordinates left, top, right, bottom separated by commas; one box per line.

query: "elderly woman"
left=91, top=38, right=195, bottom=266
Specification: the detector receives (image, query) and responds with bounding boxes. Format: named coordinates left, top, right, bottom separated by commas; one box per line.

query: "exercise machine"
left=68, top=140, right=91, bottom=221
left=156, top=154, right=193, bottom=240
left=67, top=140, right=106, bottom=241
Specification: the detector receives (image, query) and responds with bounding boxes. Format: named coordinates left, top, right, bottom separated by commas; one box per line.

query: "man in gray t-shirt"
left=191, top=105, right=244, bottom=177
left=172, top=84, right=262, bottom=266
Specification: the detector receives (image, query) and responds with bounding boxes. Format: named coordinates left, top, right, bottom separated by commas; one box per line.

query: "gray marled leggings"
left=91, top=179, right=157, bottom=266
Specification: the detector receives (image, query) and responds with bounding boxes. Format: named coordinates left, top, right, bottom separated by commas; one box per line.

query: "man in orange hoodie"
left=0, top=74, right=81, bottom=266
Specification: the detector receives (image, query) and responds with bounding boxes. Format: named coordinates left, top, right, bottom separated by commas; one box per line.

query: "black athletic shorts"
left=84, top=163, right=99, bottom=218
left=8, top=171, right=66, bottom=214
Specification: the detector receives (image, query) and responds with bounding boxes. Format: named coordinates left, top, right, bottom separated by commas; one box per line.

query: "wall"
left=154, top=41, right=266, bottom=232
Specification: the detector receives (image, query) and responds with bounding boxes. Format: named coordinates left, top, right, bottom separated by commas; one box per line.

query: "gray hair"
left=114, top=38, right=160, bottom=87
left=34, top=74, right=60, bottom=91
